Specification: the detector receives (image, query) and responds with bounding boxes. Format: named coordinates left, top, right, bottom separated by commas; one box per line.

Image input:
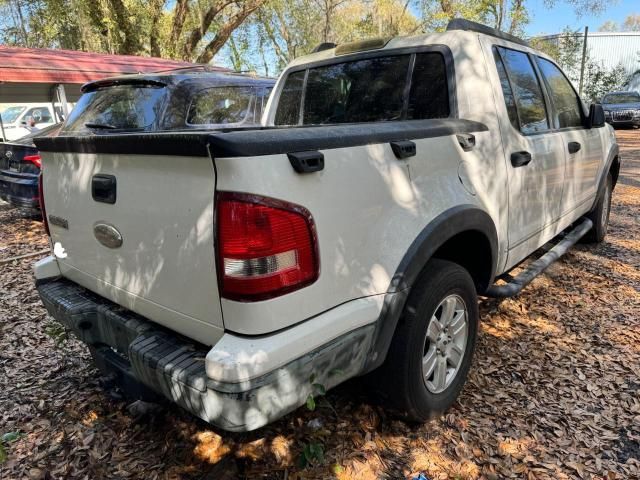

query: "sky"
left=524, top=0, right=638, bottom=36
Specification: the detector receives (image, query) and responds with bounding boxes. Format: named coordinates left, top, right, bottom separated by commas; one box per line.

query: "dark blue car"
left=0, top=124, right=60, bottom=212
left=601, top=91, right=640, bottom=128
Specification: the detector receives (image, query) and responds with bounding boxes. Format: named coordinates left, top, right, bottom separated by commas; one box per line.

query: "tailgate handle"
left=92, top=174, right=117, bottom=204
left=287, top=151, right=324, bottom=173
left=390, top=140, right=416, bottom=159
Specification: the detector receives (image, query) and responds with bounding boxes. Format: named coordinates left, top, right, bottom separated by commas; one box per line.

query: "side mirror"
left=587, top=103, right=605, bottom=128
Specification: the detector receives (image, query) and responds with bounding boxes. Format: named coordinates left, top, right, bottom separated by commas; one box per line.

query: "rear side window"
left=496, top=47, right=549, bottom=134
left=302, top=55, right=410, bottom=124
left=63, top=85, right=166, bottom=133
left=187, top=86, right=256, bottom=125
left=274, top=71, right=305, bottom=125
left=536, top=57, right=584, bottom=128
left=407, top=53, right=449, bottom=119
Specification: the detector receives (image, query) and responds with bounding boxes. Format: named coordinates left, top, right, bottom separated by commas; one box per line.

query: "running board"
left=485, top=218, right=593, bottom=298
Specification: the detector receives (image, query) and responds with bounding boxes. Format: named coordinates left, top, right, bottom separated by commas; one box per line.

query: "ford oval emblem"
left=93, top=223, right=123, bottom=249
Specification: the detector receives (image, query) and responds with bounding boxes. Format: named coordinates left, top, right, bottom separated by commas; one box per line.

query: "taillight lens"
left=24, top=154, right=42, bottom=168
left=216, top=192, right=319, bottom=301
left=38, top=172, right=50, bottom=235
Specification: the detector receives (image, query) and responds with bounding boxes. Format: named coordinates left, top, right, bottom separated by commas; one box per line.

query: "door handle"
left=390, top=140, right=416, bottom=159
left=568, top=141, right=581, bottom=154
left=510, top=151, right=532, bottom=167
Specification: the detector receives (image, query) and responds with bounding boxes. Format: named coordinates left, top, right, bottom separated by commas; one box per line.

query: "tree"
left=622, top=14, right=640, bottom=32
left=0, top=0, right=267, bottom=63
left=598, top=20, right=618, bottom=32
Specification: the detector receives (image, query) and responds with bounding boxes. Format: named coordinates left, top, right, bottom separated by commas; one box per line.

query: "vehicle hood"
left=602, top=102, right=640, bottom=110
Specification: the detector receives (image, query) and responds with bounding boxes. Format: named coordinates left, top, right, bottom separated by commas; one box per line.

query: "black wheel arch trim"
left=364, top=204, right=498, bottom=372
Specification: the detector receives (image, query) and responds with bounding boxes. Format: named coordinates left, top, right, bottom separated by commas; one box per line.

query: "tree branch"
left=194, top=0, right=266, bottom=64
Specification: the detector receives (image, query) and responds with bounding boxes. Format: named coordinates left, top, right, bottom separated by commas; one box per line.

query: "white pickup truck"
left=33, top=20, right=620, bottom=432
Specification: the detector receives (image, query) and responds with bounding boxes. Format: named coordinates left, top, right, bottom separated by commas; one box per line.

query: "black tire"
left=376, top=259, right=478, bottom=422
left=583, top=173, right=612, bottom=243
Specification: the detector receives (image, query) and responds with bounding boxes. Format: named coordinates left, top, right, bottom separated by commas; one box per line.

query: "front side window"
left=63, top=84, right=166, bottom=133
left=536, top=57, right=584, bottom=128
left=187, top=86, right=256, bottom=125
left=497, top=47, right=549, bottom=134
left=493, top=48, right=519, bottom=130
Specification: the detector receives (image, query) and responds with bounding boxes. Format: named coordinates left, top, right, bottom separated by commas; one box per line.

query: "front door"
left=490, top=44, right=566, bottom=269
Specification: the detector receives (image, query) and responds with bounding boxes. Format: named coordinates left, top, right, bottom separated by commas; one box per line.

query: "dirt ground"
left=1, top=130, right=639, bottom=480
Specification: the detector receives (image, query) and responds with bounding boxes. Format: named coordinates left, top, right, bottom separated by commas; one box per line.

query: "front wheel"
left=378, top=259, right=478, bottom=421
left=583, top=173, right=612, bottom=243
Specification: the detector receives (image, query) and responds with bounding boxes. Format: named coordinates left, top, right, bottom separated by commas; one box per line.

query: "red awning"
left=0, top=46, right=228, bottom=84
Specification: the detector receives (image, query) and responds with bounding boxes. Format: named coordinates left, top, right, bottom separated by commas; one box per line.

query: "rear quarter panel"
left=215, top=135, right=482, bottom=335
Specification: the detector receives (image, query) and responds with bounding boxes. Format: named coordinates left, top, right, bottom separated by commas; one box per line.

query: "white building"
left=536, top=31, right=640, bottom=91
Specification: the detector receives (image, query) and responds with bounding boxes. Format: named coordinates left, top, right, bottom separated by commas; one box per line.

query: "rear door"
left=534, top=57, right=602, bottom=213
left=490, top=45, right=566, bottom=268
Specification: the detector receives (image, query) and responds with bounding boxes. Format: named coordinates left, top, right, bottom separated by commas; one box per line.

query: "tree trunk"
left=169, top=0, right=190, bottom=52
left=108, top=0, right=140, bottom=54
left=149, top=0, right=166, bottom=57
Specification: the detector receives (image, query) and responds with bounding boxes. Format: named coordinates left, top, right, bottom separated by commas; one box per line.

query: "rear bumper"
left=0, top=170, right=39, bottom=209
left=36, top=276, right=375, bottom=431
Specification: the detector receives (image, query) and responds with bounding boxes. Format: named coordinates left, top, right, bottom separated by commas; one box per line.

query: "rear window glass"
left=62, top=85, right=166, bottom=133
left=274, top=53, right=450, bottom=125
left=187, top=86, right=256, bottom=125
left=302, top=55, right=410, bottom=124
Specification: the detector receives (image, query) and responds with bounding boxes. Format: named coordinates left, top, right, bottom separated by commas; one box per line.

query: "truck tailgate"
left=37, top=137, right=223, bottom=345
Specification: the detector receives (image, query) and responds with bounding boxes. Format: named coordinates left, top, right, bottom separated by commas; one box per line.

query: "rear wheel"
left=584, top=173, right=612, bottom=243
left=378, top=259, right=478, bottom=421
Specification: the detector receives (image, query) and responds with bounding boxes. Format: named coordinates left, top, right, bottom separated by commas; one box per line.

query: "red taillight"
left=38, top=173, right=49, bottom=235
left=24, top=154, right=42, bottom=168
left=216, top=192, right=319, bottom=301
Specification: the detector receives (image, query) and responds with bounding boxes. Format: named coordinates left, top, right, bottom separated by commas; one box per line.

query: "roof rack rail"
left=446, top=18, right=529, bottom=47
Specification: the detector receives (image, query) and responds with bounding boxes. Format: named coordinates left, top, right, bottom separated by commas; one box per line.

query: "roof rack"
left=446, top=18, right=529, bottom=47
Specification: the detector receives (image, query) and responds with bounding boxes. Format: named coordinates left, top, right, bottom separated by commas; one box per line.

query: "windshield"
left=602, top=93, right=640, bottom=104
left=1, top=106, right=26, bottom=124
left=62, top=84, right=166, bottom=133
